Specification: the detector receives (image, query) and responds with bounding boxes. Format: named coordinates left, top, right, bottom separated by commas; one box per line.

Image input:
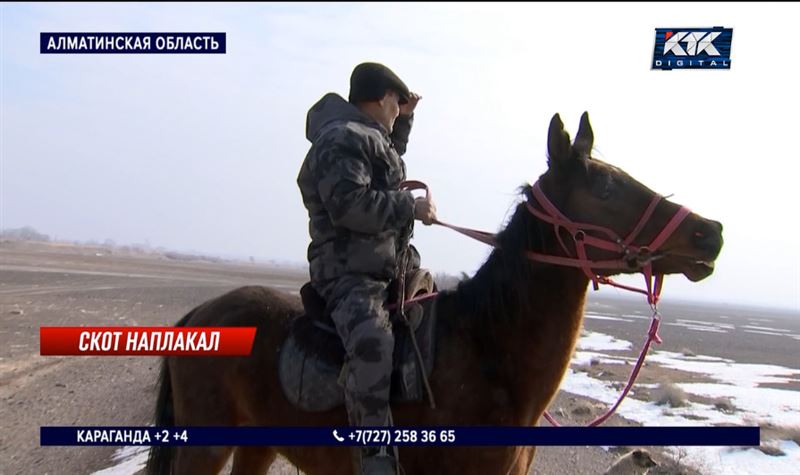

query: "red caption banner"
left=40, top=327, right=257, bottom=356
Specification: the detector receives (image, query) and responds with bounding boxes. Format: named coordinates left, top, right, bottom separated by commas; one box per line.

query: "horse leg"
left=521, top=446, right=537, bottom=475
left=172, top=446, right=233, bottom=475
left=507, top=446, right=537, bottom=475
left=231, top=446, right=277, bottom=475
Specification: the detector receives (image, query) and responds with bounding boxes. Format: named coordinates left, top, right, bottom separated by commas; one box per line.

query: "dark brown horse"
left=146, top=112, right=723, bottom=475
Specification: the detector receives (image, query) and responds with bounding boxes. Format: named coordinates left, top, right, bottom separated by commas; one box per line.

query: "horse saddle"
left=278, top=269, right=438, bottom=412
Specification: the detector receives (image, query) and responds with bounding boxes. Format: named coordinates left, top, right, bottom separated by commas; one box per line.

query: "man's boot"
left=360, top=446, right=396, bottom=475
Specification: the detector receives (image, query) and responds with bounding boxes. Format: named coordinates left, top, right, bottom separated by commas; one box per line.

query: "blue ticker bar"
left=41, top=426, right=760, bottom=447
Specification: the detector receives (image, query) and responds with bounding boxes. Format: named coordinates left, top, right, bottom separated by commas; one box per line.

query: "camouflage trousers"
left=316, top=274, right=394, bottom=428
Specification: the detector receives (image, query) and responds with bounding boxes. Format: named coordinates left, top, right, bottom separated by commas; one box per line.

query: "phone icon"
left=332, top=430, right=345, bottom=442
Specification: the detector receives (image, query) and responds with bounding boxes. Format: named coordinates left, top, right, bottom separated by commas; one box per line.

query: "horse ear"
left=573, top=111, right=594, bottom=158
left=547, top=113, right=572, bottom=169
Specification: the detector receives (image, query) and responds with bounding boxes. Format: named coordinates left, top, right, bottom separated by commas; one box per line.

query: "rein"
left=398, top=179, right=692, bottom=427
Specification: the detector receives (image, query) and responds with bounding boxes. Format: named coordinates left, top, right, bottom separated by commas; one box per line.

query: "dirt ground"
left=2, top=240, right=786, bottom=475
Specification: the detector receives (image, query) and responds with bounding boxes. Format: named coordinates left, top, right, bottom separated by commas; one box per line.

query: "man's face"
left=378, top=89, right=401, bottom=133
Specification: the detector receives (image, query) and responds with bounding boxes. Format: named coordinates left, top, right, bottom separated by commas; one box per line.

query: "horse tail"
left=145, top=308, right=196, bottom=475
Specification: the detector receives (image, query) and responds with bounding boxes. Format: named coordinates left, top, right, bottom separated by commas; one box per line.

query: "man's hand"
left=400, top=92, right=422, bottom=116
left=414, top=196, right=437, bottom=226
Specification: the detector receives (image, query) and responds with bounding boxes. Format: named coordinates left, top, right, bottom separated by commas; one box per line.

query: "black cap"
left=348, top=62, right=410, bottom=105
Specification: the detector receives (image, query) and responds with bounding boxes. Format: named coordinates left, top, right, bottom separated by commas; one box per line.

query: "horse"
left=146, top=112, right=723, bottom=475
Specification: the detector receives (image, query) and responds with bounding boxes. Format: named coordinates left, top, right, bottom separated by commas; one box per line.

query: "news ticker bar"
left=41, top=426, right=760, bottom=447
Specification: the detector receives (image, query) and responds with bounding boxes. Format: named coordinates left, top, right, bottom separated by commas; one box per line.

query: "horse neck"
left=448, top=207, right=590, bottom=422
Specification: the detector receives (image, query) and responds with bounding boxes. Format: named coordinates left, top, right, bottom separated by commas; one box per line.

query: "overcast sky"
left=1, top=2, right=798, bottom=311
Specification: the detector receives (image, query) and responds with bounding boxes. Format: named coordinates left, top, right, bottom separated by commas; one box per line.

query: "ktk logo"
left=663, top=31, right=721, bottom=56
left=652, top=27, right=733, bottom=70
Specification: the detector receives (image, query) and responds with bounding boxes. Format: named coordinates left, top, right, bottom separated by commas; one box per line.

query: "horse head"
left=530, top=112, right=723, bottom=283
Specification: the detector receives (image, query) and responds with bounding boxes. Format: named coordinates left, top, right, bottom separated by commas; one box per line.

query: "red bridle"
left=401, top=179, right=692, bottom=306
left=400, top=179, right=694, bottom=427
left=524, top=180, right=692, bottom=307
left=523, top=180, right=691, bottom=426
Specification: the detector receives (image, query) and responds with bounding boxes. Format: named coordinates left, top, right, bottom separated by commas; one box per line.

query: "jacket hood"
left=305, top=93, right=385, bottom=142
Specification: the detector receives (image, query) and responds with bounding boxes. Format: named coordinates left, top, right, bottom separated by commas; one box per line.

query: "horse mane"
left=438, top=184, right=548, bottom=337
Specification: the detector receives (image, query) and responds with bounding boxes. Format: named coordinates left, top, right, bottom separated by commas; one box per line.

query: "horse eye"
left=592, top=175, right=613, bottom=199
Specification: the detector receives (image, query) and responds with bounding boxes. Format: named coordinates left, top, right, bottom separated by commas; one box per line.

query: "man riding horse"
left=297, top=62, right=437, bottom=474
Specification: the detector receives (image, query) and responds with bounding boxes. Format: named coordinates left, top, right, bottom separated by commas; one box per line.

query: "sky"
left=1, top=2, right=798, bottom=311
